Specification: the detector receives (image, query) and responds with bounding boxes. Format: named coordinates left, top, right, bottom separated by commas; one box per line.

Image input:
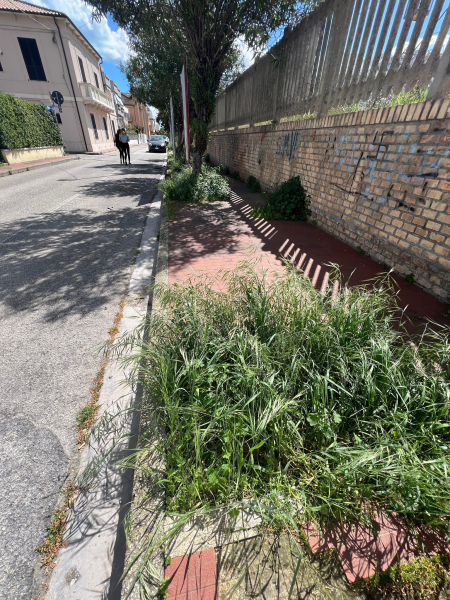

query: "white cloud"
left=33, top=0, right=129, bottom=63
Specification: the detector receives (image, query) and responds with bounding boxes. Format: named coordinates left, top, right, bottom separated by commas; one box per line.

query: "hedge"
left=0, top=92, right=62, bottom=150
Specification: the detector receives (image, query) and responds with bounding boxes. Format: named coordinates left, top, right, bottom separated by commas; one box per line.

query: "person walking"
left=119, top=128, right=131, bottom=165
left=114, top=128, right=124, bottom=164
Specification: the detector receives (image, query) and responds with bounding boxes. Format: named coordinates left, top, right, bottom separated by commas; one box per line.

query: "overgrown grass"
left=328, top=83, right=428, bottom=116
left=159, top=163, right=231, bottom=206
left=280, top=111, right=317, bottom=123
left=122, top=262, right=450, bottom=532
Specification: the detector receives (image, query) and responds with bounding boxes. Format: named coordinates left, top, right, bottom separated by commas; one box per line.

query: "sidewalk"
left=169, top=178, right=450, bottom=328
left=0, top=154, right=78, bottom=177
left=166, top=178, right=450, bottom=599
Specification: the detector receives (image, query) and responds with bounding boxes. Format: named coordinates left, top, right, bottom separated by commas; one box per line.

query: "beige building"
left=121, top=92, right=150, bottom=138
left=0, top=0, right=118, bottom=153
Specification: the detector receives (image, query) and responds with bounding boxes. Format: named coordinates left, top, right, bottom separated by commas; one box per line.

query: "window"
left=18, top=38, right=46, bottom=81
left=90, top=113, right=98, bottom=139
left=103, top=117, right=109, bottom=139
left=0, top=63, right=3, bottom=72
left=56, top=113, right=62, bottom=124
left=94, top=72, right=99, bottom=89
left=78, top=57, right=86, bottom=83
left=111, top=121, right=116, bottom=135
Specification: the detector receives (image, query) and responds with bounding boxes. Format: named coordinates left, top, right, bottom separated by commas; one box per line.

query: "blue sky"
left=34, top=0, right=130, bottom=92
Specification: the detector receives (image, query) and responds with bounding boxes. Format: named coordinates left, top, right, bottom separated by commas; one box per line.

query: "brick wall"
left=208, top=99, right=450, bottom=302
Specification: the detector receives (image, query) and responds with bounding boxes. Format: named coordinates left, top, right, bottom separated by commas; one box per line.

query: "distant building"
left=147, top=107, right=155, bottom=134
left=121, top=92, right=150, bottom=137
left=0, top=0, right=116, bottom=153
left=110, top=79, right=125, bottom=129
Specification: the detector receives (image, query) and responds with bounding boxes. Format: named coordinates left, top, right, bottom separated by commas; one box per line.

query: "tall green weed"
left=159, top=164, right=230, bottom=204
left=125, top=263, right=450, bottom=530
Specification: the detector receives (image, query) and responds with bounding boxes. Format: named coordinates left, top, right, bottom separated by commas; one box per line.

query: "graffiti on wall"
left=275, top=131, right=300, bottom=161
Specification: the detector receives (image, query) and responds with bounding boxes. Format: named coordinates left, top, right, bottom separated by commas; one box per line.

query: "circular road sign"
left=51, top=91, right=64, bottom=105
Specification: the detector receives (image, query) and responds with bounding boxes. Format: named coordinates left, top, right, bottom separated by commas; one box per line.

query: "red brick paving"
left=169, top=179, right=450, bottom=330
left=165, top=548, right=217, bottom=600
left=303, top=514, right=450, bottom=582
left=169, top=200, right=284, bottom=290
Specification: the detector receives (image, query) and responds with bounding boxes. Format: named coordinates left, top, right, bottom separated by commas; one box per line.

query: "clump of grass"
left=357, top=554, right=450, bottom=599
left=329, top=83, right=428, bottom=116
left=252, top=176, right=311, bottom=220
left=356, top=246, right=366, bottom=255
left=405, top=273, right=415, bottom=284
left=247, top=175, right=262, bottom=193
left=77, top=362, right=106, bottom=446
left=159, top=164, right=230, bottom=205
left=280, top=111, right=317, bottom=123
left=123, top=262, right=450, bottom=533
left=37, top=510, right=67, bottom=567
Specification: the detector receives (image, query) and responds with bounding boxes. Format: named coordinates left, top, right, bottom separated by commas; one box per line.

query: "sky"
left=33, top=0, right=131, bottom=92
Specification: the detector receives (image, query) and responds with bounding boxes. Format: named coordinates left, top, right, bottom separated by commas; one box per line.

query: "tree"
left=124, top=37, right=186, bottom=151
left=86, top=0, right=316, bottom=174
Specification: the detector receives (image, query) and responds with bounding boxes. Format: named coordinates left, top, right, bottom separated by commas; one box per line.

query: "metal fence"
left=211, top=0, right=450, bottom=129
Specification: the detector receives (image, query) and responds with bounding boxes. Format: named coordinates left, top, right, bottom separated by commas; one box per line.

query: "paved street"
left=0, top=146, right=165, bottom=599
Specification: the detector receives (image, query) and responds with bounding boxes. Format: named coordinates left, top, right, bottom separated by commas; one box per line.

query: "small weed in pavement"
left=37, top=509, right=67, bottom=568
left=77, top=362, right=105, bottom=446
left=356, top=246, right=366, bottom=254
left=405, top=273, right=415, bottom=284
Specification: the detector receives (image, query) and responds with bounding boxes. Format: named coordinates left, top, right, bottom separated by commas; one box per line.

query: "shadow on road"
left=0, top=174, right=159, bottom=322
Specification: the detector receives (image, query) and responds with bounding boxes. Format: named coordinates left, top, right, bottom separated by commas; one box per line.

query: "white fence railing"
left=211, top=0, right=450, bottom=129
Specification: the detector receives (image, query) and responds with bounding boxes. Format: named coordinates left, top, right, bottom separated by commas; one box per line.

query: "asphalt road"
left=0, top=146, right=165, bottom=599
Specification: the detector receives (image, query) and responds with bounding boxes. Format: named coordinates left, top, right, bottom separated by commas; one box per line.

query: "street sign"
left=51, top=91, right=64, bottom=106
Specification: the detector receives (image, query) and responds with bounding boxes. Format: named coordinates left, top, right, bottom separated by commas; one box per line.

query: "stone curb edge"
left=45, top=182, right=164, bottom=599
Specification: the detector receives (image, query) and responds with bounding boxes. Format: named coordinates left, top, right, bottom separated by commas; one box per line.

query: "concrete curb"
left=0, top=155, right=78, bottom=177
left=119, top=196, right=169, bottom=600
left=45, top=188, right=163, bottom=600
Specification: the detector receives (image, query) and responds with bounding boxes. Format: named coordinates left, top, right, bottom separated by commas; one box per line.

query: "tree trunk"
left=192, top=151, right=202, bottom=175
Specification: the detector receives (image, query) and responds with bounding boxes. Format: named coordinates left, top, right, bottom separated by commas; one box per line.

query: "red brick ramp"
left=165, top=548, right=217, bottom=600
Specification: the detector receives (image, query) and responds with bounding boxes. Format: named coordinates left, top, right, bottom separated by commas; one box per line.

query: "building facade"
left=110, top=79, right=125, bottom=129
left=121, top=92, right=150, bottom=137
left=0, top=0, right=116, bottom=153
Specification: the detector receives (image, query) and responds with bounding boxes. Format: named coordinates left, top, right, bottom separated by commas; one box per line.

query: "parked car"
left=148, top=135, right=167, bottom=152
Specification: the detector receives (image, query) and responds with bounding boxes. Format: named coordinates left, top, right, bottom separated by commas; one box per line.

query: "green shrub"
left=224, top=166, right=230, bottom=175
left=252, top=176, right=311, bottom=220
left=247, top=175, right=262, bottom=193
left=204, top=153, right=210, bottom=163
left=230, top=170, right=242, bottom=181
left=159, top=164, right=230, bottom=204
left=0, top=93, right=62, bottom=150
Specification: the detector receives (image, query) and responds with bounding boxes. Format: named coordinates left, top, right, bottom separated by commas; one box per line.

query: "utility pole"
left=170, top=95, right=176, bottom=161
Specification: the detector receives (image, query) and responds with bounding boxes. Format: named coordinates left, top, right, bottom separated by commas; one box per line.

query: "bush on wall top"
left=0, top=93, right=62, bottom=150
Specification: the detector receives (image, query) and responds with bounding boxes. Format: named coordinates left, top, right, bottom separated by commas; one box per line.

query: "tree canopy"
left=85, top=0, right=317, bottom=172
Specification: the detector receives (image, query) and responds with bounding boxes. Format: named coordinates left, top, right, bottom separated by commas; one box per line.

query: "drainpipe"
left=53, top=17, right=89, bottom=152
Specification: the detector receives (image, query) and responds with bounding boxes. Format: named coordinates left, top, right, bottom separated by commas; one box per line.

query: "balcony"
left=79, top=82, right=115, bottom=113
